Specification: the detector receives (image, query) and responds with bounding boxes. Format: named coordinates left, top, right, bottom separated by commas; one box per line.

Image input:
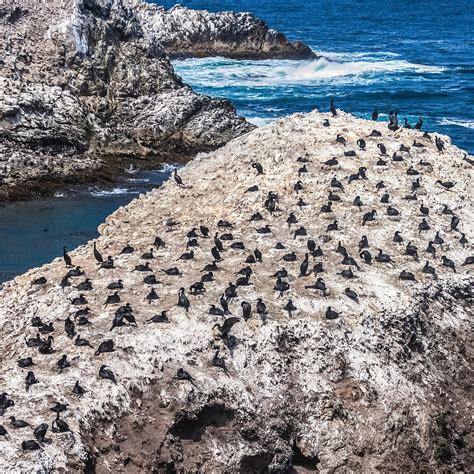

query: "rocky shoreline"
left=0, top=0, right=314, bottom=201
left=0, top=111, right=472, bottom=471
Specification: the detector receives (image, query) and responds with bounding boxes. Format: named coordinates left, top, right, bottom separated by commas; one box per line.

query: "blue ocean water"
left=158, top=0, right=474, bottom=153
left=1, top=0, right=472, bottom=283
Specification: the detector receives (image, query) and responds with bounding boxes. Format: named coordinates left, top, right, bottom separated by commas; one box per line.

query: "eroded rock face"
left=0, top=0, right=256, bottom=199
left=0, top=111, right=472, bottom=471
left=136, top=3, right=317, bottom=60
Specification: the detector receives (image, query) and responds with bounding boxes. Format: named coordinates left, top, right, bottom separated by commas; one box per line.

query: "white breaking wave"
left=438, top=118, right=474, bottom=129
left=89, top=187, right=135, bottom=197
left=174, top=55, right=445, bottom=88
left=159, top=163, right=180, bottom=173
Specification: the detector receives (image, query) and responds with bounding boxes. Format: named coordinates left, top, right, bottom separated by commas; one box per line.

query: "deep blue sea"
left=0, top=0, right=472, bottom=283
left=160, top=0, right=474, bottom=152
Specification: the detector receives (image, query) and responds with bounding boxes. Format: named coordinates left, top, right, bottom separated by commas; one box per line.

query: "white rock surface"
left=0, top=111, right=472, bottom=471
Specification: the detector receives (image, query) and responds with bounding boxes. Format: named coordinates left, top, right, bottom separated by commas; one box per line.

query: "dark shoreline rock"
left=137, top=4, right=317, bottom=60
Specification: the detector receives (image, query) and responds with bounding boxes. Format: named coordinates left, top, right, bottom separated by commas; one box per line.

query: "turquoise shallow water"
left=0, top=169, right=172, bottom=283
left=1, top=0, right=472, bottom=283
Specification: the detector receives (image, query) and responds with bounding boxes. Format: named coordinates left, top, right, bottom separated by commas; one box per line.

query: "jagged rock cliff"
left=0, top=111, right=472, bottom=472
left=136, top=4, right=316, bottom=60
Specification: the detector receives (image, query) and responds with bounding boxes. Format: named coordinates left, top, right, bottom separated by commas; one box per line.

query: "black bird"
left=178, top=250, right=194, bottom=261
left=283, top=300, right=297, bottom=317
left=104, top=292, right=120, bottom=307
left=330, top=177, right=344, bottom=191
left=256, top=298, right=268, bottom=322
left=147, top=311, right=170, bottom=324
left=33, top=423, right=49, bottom=442
left=296, top=198, right=307, bottom=209
left=320, top=201, right=333, bottom=213
left=252, top=162, right=264, bottom=175
left=75, top=334, right=92, bottom=347
left=200, top=225, right=210, bottom=238
left=307, top=239, right=316, bottom=253
left=63, top=247, right=72, bottom=267
left=38, top=336, right=54, bottom=354
left=375, top=249, right=394, bottom=265
left=357, top=138, right=366, bottom=150
left=353, top=196, right=363, bottom=209
left=376, top=181, right=386, bottom=191
left=241, top=301, right=252, bottom=321
left=393, top=231, right=404, bottom=243
left=420, top=202, right=429, bottom=216
left=405, top=242, right=419, bottom=261
left=64, top=316, right=76, bottom=339
left=25, top=371, right=38, bottom=390
left=344, top=150, right=357, bottom=157
left=9, top=416, right=30, bottom=429
left=435, top=136, right=445, bottom=153
left=162, top=267, right=181, bottom=276
left=372, top=108, right=378, bottom=121
left=298, top=165, right=308, bottom=177
left=57, top=355, right=70, bottom=374
left=256, top=225, right=272, bottom=234
left=462, top=256, right=474, bottom=266
left=418, top=218, right=430, bottom=233
left=213, top=317, right=240, bottom=339
left=174, top=169, right=183, bottom=185
left=0, top=426, right=7, bottom=436
left=120, top=244, right=134, bottom=255
left=327, top=220, right=338, bottom=232
left=22, top=440, right=41, bottom=451
left=434, top=231, right=445, bottom=245
left=76, top=278, right=92, bottom=291
left=323, top=119, right=330, bottom=127
left=450, top=216, right=460, bottom=232
left=403, top=118, right=411, bottom=129
left=31, top=276, right=47, bottom=285
left=225, top=282, right=238, bottom=299
left=415, top=117, right=423, bottom=130
left=299, top=253, right=310, bottom=277
left=369, top=129, right=382, bottom=137
left=214, top=233, right=224, bottom=252
left=423, top=261, right=437, bottom=279
left=176, top=368, right=195, bottom=384
left=336, top=134, right=346, bottom=146
left=94, top=339, right=115, bottom=356
left=274, top=278, right=290, bottom=297
left=377, top=143, right=387, bottom=155
left=254, top=248, right=263, bottom=262
left=325, top=307, right=341, bottom=320
left=50, top=402, right=68, bottom=414
left=362, top=210, right=376, bottom=225
left=441, top=256, right=456, bottom=272
left=287, top=213, right=298, bottom=228
left=345, top=288, right=359, bottom=303
left=426, top=241, right=436, bottom=256
left=313, top=262, right=325, bottom=274
left=154, top=236, right=166, bottom=248
left=399, top=270, right=417, bottom=282
left=358, top=236, right=369, bottom=250
left=18, top=357, right=34, bottom=368
left=52, top=417, right=70, bottom=434
left=93, top=242, right=103, bottom=263
left=177, top=287, right=190, bottom=312
left=99, top=365, right=117, bottom=384
left=294, top=181, right=303, bottom=193
left=72, top=380, right=87, bottom=397
left=293, top=226, right=307, bottom=239
left=359, top=250, right=372, bottom=265
left=142, top=248, right=154, bottom=259
left=107, top=279, right=123, bottom=290
left=330, top=98, right=337, bottom=117
left=146, top=288, right=159, bottom=304
left=328, top=190, right=341, bottom=201
left=459, top=234, right=468, bottom=246
left=281, top=252, right=297, bottom=262
left=305, top=278, right=327, bottom=295
left=60, top=276, right=71, bottom=289
left=100, top=256, right=114, bottom=269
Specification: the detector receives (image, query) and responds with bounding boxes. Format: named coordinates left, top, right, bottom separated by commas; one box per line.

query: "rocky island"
left=0, top=110, right=472, bottom=471
left=0, top=0, right=313, bottom=200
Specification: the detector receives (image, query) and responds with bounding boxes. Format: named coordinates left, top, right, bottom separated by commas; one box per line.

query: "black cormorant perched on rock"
left=252, top=162, right=264, bottom=175
left=283, top=300, right=297, bottom=317
left=330, top=98, right=337, bottom=117
left=325, top=307, right=341, bottom=320
left=177, top=287, right=190, bottom=312
left=213, top=317, right=240, bottom=339
left=441, top=256, right=456, bottom=272
left=63, top=247, right=72, bottom=267
left=415, top=117, right=423, bottom=130
left=99, top=365, right=117, bottom=384
left=372, top=108, right=378, bottom=121
left=174, top=169, right=183, bottom=185
left=95, top=339, right=115, bottom=356
left=93, top=242, right=103, bottom=263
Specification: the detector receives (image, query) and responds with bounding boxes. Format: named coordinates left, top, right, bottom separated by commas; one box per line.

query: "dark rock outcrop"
left=0, top=0, right=259, bottom=199
left=137, top=4, right=317, bottom=60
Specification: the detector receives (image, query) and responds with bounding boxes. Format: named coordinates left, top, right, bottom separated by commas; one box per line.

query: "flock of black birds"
left=1, top=101, right=472, bottom=454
